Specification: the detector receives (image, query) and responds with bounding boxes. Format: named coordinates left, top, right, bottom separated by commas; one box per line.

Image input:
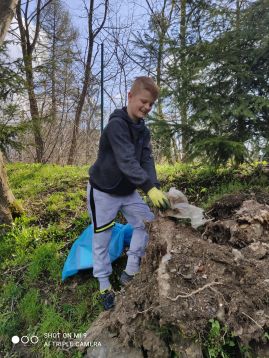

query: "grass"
left=19, top=288, right=42, bottom=326
left=0, top=164, right=101, bottom=357
left=157, top=161, right=269, bottom=205
left=0, top=161, right=268, bottom=357
left=202, top=180, right=248, bottom=209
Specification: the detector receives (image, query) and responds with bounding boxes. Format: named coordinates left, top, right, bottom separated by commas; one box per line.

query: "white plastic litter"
left=164, top=187, right=207, bottom=229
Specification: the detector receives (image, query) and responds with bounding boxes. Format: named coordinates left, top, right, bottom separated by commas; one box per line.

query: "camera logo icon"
left=12, top=335, right=39, bottom=344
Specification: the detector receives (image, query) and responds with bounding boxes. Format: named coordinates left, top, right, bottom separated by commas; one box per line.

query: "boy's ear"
left=128, top=91, right=133, bottom=100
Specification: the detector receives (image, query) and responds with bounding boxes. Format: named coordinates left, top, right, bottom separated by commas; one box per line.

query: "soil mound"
left=80, top=194, right=269, bottom=358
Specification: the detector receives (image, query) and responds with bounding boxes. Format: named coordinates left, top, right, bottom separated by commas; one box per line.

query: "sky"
left=5, top=0, right=154, bottom=126
left=61, top=0, right=151, bottom=120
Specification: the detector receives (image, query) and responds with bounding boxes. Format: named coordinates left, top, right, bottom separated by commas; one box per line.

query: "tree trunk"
left=16, top=0, right=45, bottom=162
left=67, top=0, right=108, bottom=164
left=0, top=0, right=18, bottom=43
left=25, top=54, right=44, bottom=162
left=0, top=153, right=13, bottom=225
left=156, top=30, right=164, bottom=118
left=67, top=0, right=95, bottom=165
left=0, top=0, right=19, bottom=226
left=180, top=0, right=188, bottom=162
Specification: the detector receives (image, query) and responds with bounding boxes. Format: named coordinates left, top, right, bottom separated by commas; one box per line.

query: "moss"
left=9, top=199, right=24, bottom=216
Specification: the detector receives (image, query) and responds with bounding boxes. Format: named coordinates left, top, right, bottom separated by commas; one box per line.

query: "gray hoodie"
left=89, top=107, right=160, bottom=195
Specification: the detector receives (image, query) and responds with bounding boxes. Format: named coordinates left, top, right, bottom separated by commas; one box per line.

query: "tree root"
left=167, top=281, right=224, bottom=301
left=241, top=311, right=263, bottom=330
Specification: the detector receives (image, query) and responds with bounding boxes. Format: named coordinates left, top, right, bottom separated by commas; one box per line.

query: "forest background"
left=1, top=0, right=268, bottom=167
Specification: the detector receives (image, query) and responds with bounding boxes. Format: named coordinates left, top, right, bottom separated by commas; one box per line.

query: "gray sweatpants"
left=87, top=184, right=154, bottom=290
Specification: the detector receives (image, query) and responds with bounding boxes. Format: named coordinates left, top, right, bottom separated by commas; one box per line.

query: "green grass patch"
left=39, top=305, right=72, bottom=335
left=19, top=288, right=42, bottom=326
left=202, top=180, right=248, bottom=209
left=157, top=161, right=269, bottom=205
left=7, top=163, right=88, bottom=199
left=26, top=242, right=63, bottom=283
left=1, top=164, right=97, bottom=356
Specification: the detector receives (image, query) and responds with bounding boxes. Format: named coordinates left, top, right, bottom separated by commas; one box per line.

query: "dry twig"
left=4, top=264, right=29, bottom=275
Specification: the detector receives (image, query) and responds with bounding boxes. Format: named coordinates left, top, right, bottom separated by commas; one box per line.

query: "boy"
left=87, top=76, right=169, bottom=310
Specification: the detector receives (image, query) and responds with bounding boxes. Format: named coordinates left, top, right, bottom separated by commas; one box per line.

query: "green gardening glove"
left=147, top=187, right=170, bottom=210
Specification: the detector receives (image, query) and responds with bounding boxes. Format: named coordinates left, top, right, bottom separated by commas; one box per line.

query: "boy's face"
left=127, top=89, right=156, bottom=121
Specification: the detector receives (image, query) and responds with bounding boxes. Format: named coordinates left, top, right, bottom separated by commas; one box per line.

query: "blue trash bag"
left=62, top=223, right=133, bottom=281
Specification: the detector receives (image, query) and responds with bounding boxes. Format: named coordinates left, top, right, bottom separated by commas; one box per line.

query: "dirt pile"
left=80, top=194, right=269, bottom=358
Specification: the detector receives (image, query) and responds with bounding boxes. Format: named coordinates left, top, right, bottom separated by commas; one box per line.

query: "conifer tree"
left=165, top=0, right=268, bottom=165
left=187, top=0, right=269, bottom=165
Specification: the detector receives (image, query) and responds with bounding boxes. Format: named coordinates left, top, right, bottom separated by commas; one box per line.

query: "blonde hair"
left=130, top=76, right=159, bottom=100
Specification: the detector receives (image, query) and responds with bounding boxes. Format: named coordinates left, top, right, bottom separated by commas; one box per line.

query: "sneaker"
left=99, top=289, right=115, bottom=310
left=120, top=271, right=135, bottom=286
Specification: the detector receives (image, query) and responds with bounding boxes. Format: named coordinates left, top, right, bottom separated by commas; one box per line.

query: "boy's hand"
left=147, top=187, right=170, bottom=210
